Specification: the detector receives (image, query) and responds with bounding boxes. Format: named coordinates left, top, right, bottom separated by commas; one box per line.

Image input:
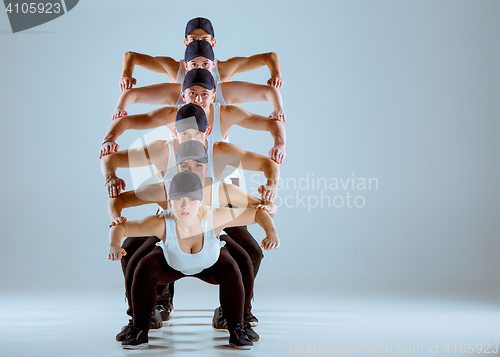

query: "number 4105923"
left=5, top=3, right=61, bottom=14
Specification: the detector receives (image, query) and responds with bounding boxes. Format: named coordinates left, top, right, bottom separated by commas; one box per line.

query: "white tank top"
left=158, top=206, right=225, bottom=275
left=207, top=103, right=229, bottom=143
left=214, top=81, right=226, bottom=105
left=162, top=139, right=177, bottom=186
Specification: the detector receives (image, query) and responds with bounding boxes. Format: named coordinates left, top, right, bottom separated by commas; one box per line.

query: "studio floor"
left=0, top=281, right=499, bottom=357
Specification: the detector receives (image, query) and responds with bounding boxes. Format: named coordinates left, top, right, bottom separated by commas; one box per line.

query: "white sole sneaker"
left=213, top=327, right=229, bottom=333
left=122, top=342, right=148, bottom=350
left=229, top=342, right=252, bottom=350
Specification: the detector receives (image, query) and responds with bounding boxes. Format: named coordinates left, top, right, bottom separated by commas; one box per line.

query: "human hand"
left=120, top=75, right=136, bottom=92
left=268, top=143, right=286, bottom=164
left=109, top=216, right=127, bottom=228
left=100, top=141, right=119, bottom=159
left=261, top=231, right=280, bottom=250
left=267, top=76, right=284, bottom=88
left=105, top=175, right=126, bottom=198
left=269, top=107, right=286, bottom=122
left=108, top=244, right=127, bottom=261
left=112, top=110, right=128, bottom=121
left=258, top=184, right=277, bottom=202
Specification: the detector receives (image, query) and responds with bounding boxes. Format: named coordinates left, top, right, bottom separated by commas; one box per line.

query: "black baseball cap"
left=168, top=171, right=204, bottom=201
left=182, top=68, right=215, bottom=91
left=176, top=140, right=208, bottom=166
left=185, top=17, right=215, bottom=38
left=185, top=40, right=215, bottom=62
left=175, top=103, right=207, bottom=133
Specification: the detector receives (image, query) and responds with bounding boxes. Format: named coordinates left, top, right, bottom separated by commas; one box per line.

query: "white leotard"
left=158, top=206, right=225, bottom=275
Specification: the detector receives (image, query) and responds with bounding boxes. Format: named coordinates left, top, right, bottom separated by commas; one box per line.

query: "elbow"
left=267, top=52, right=279, bottom=62
left=269, top=202, right=278, bottom=217
left=108, top=196, right=124, bottom=219
left=124, top=51, right=135, bottom=59
left=124, top=51, right=140, bottom=66
left=101, top=155, right=111, bottom=175
left=263, top=159, right=280, bottom=179
left=121, top=89, right=136, bottom=105
left=265, top=85, right=278, bottom=99
left=268, top=119, right=282, bottom=136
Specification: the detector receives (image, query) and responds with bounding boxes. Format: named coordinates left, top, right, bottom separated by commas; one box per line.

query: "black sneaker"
left=116, top=319, right=133, bottom=342
left=244, top=321, right=259, bottom=342
left=212, top=306, right=228, bottom=332
left=157, top=286, right=174, bottom=321
left=122, top=325, right=148, bottom=349
left=158, top=301, right=173, bottom=321
left=229, top=323, right=253, bottom=349
left=150, top=306, right=163, bottom=331
left=247, top=314, right=259, bottom=327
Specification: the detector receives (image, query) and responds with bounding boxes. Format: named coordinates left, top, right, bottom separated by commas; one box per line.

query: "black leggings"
left=122, top=235, right=254, bottom=320
left=223, top=226, right=263, bottom=278
left=219, top=234, right=253, bottom=320
left=131, top=246, right=244, bottom=332
left=121, top=226, right=263, bottom=316
left=121, top=236, right=161, bottom=317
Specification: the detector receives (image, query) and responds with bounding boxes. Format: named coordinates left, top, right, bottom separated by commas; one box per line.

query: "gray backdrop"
left=0, top=0, right=499, bottom=298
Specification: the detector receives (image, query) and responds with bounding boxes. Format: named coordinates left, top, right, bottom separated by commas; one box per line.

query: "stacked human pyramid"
left=99, top=17, right=287, bottom=349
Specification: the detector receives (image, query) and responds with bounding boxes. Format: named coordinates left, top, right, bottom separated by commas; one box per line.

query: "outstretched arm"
left=108, top=182, right=167, bottom=223
left=215, top=142, right=280, bottom=201
left=113, top=83, right=182, bottom=120
left=219, top=182, right=278, bottom=217
left=108, top=215, right=165, bottom=261
left=213, top=207, right=280, bottom=250
left=101, top=140, right=170, bottom=197
left=218, top=52, right=283, bottom=88
left=225, top=106, right=286, bottom=164
left=221, top=81, right=285, bottom=121
left=120, top=52, right=179, bottom=91
left=101, top=106, right=176, bottom=156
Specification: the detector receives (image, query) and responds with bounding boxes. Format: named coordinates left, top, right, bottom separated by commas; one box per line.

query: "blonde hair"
left=198, top=202, right=209, bottom=220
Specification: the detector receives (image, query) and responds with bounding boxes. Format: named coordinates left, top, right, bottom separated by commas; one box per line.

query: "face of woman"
left=170, top=196, right=202, bottom=221
left=177, top=159, right=207, bottom=181
left=176, top=128, right=206, bottom=143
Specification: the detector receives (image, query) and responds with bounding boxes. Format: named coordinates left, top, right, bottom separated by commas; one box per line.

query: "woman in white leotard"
left=108, top=172, right=279, bottom=350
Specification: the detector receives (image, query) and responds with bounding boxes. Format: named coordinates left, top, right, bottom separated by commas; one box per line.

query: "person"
left=112, top=40, right=285, bottom=122
left=101, top=103, right=280, bottom=201
left=102, top=104, right=278, bottom=324
left=100, top=69, right=287, bottom=165
left=108, top=171, right=280, bottom=349
left=109, top=140, right=278, bottom=333
left=119, top=17, right=283, bottom=92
